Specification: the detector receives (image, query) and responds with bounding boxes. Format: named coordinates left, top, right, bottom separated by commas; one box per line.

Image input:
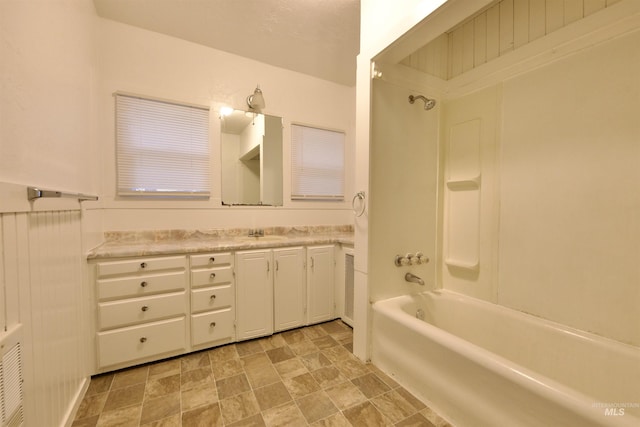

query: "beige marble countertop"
left=87, top=225, right=354, bottom=260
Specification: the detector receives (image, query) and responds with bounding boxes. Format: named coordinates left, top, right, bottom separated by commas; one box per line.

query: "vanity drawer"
left=190, top=253, right=233, bottom=268
left=97, top=256, right=187, bottom=278
left=97, top=271, right=186, bottom=301
left=98, top=292, right=186, bottom=330
left=191, top=284, right=234, bottom=313
left=191, top=266, right=233, bottom=288
left=98, top=317, right=186, bottom=369
left=191, top=308, right=234, bottom=346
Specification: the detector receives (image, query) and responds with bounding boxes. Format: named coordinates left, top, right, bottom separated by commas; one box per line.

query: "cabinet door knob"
left=209, top=257, right=215, bottom=263
left=140, top=337, right=147, bottom=343
left=141, top=305, right=149, bottom=312
left=140, top=262, right=147, bottom=269
left=210, top=273, right=216, bottom=279
left=210, top=322, right=216, bottom=328
left=210, top=294, right=216, bottom=301
left=140, top=281, right=148, bottom=288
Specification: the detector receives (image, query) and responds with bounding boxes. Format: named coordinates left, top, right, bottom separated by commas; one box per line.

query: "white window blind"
left=116, top=94, right=210, bottom=197
left=291, top=124, right=345, bottom=200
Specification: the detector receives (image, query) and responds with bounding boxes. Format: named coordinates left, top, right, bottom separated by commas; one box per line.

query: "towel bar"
left=27, top=187, right=98, bottom=202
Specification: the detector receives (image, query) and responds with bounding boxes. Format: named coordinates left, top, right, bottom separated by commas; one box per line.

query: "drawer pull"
left=210, top=294, right=216, bottom=301
left=210, top=322, right=216, bottom=328
left=140, top=337, right=147, bottom=343
left=140, top=262, right=147, bottom=269
left=140, top=281, right=148, bottom=288
left=210, top=273, right=216, bottom=280
left=209, top=257, right=215, bottom=263
left=141, top=305, right=149, bottom=312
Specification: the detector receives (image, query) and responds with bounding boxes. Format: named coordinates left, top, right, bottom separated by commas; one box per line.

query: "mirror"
left=220, top=110, right=283, bottom=206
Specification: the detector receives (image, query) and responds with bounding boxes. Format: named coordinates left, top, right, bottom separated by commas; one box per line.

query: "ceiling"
left=93, top=0, right=361, bottom=86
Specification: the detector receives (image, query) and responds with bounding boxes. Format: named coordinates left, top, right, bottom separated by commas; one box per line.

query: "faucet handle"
left=416, top=252, right=429, bottom=264
left=394, top=254, right=410, bottom=266
left=409, top=253, right=422, bottom=265
left=395, top=252, right=429, bottom=266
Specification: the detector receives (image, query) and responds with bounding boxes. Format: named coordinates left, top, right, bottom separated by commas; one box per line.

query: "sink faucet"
left=248, top=229, right=264, bottom=237
left=405, top=272, right=425, bottom=286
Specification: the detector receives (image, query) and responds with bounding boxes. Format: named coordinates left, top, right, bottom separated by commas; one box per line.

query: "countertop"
left=87, top=225, right=354, bottom=260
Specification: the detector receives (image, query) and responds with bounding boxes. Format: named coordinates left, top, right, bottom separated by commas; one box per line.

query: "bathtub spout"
left=405, top=272, right=425, bottom=286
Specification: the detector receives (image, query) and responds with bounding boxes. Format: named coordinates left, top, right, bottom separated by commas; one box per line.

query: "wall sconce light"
left=246, top=85, right=266, bottom=110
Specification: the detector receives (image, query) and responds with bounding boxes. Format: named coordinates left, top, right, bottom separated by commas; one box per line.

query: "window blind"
left=116, top=94, right=210, bottom=197
left=291, top=124, right=345, bottom=200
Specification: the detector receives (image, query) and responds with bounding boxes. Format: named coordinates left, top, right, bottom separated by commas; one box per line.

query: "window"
left=291, top=124, right=345, bottom=200
left=116, top=94, right=210, bottom=198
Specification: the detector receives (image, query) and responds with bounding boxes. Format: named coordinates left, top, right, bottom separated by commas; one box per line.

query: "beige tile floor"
left=73, top=320, right=452, bottom=427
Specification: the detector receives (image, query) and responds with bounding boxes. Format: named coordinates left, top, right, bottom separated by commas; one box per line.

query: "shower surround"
left=358, top=1, right=640, bottom=425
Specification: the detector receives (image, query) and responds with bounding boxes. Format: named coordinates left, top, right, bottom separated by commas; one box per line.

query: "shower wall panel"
left=445, top=119, right=481, bottom=272
left=369, top=78, right=439, bottom=301
left=441, top=85, right=500, bottom=302
left=498, top=30, right=640, bottom=346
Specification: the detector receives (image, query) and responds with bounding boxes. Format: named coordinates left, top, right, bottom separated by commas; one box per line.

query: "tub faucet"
left=405, top=272, right=425, bottom=286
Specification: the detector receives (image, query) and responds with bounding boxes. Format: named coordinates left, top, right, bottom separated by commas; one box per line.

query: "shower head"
left=408, top=94, right=436, bottom=110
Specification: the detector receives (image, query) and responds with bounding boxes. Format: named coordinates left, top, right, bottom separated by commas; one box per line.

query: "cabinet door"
left=273, top=247, right=306, bottom=332
left=307, top=245, right=335, bottom=324
left=235, top=250, right=273, bottom=340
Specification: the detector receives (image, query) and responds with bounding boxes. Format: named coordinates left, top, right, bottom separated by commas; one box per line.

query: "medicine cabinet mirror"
left=220, top=109, right=283, bottom=206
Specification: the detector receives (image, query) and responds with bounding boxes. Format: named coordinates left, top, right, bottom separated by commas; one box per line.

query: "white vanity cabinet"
left=95, top=256, right=188, bottom=370
left=235, top=250, right=273, bottom=340
left=236, top=245, right=335, bottom=339
left=273, top=247, right=306, bottom=332
left=189, top=253, right=235, bottom=349
left=91, top=240, right=343, bottom=373
left=307, top=245, right=335, bottom=324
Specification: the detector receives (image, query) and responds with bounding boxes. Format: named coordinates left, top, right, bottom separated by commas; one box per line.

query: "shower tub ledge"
left=371, top=290, right=640, bottom=427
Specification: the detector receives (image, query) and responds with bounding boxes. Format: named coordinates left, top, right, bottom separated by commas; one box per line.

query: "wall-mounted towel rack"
left=352, top=191, right=366, bottom=217
left=27, top=187, right=98, bottom=202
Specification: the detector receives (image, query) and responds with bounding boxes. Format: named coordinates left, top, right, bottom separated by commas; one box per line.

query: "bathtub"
left=371, top=290, right=640, bottom=427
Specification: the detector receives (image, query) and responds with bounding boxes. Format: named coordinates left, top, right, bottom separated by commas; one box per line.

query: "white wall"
left=0, top=0, right=98, bottom=196
left=0, top=0, right=98, bottom=425
left=96, top=18, right=355, bottom=231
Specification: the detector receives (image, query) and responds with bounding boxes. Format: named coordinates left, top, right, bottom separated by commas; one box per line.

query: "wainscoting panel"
left=1, top=199, right=90, bottom=427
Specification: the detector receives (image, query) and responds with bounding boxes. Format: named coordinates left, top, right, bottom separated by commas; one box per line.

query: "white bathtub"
left=371, top=290, right=640, bottom=427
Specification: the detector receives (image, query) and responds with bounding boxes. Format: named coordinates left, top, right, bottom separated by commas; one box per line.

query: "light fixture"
left=246, top=85, right=265, bottom=110
left=220, top=106, right=233, bottom=117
